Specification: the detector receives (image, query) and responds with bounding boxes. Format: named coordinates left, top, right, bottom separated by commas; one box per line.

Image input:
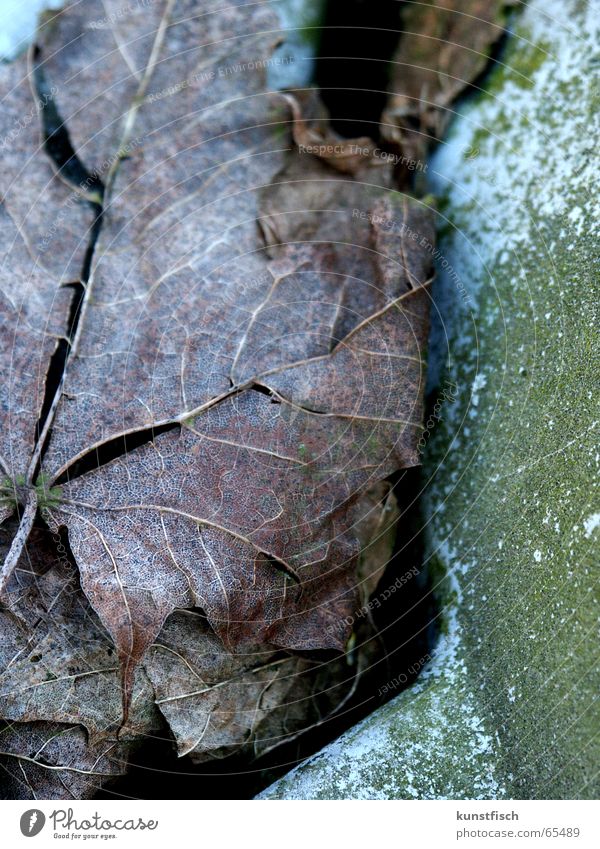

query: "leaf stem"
left=0, top=487, right=37, bottom=596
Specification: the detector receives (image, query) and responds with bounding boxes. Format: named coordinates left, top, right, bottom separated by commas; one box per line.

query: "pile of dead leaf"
left=0, top=0, right=510, bottom=798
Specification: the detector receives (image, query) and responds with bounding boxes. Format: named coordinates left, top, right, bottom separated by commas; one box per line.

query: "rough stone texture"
left=259, top=0, right=599, bottom=799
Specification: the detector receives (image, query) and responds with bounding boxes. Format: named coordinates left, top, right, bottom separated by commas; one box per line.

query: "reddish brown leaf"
left=0, top=0, right=434, bottom=741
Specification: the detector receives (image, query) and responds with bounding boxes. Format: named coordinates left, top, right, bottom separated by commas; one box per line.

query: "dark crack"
left=30, top=50, right=105, bottom=478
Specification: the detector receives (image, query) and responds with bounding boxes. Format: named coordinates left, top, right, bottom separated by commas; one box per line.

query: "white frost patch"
left=471, top=373, right=487, bottom=407
left=583, top=513, right=600, bottom=538
left=267, top=0, right=324, bottom=89
left=0, top=0, right=63, bottom=59
left=533, top=550, right=542, bottom=562
left=427, top=0, right=600, bottom=339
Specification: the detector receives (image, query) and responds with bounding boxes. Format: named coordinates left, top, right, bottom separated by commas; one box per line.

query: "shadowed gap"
left=30, top=53, right=104, bottom=475
left=52, top=424, right=181, bottom=486
left=314, top=0, right=403, bottom=138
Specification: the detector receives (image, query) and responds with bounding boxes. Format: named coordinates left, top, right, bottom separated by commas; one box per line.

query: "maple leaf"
left=0, top=721, right=127, bottom=800
left=0, top=482, right=396, bottom=794
left=0, top=0, right=434, bottom=771
left=0, top=523, right=161, bottom=743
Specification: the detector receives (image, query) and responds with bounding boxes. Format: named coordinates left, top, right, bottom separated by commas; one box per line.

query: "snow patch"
left=0, top=0, right=63, bottom=59
left=583, top=513, right=600, bottom=539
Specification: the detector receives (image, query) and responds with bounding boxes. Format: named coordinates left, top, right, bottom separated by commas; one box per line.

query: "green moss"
left=438, top=222, right=599, bottom=799
left=507, top=40, right=551, bottom=87
left=464, top=126, right=491, bottom=155
left=35, top=474, right=63, bottom=509
left=419, top=193, right=437, bottom=210
left=282, top=0, right=325, bottom=48
left=0, top=477, right=17, bottom=508
left=271, top=122, right=290, bottom=141
left=419, top=2, right=599, bottom=799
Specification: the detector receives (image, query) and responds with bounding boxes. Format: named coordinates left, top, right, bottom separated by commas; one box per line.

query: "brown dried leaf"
left=145, top=488, right=397, bottom=762
left=0, top=0, right=434, bottom=757
left=281, top=91, right=387, bottom=176
left=382, top=0, right=514, bottom=161
left=0, top=527, right=160, bottom=743
left=0, top=488, right=395, bottom=787
left=0, top=721, right=127, bottom=800
left=145, top=611, right=317, bottom=761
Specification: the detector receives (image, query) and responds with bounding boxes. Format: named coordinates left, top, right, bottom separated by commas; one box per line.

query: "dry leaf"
left=0, top=721, right=127, bottom=800
left=0, top=0, right=435, bottom=796
left=0, top=487, right=395, bottom=792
